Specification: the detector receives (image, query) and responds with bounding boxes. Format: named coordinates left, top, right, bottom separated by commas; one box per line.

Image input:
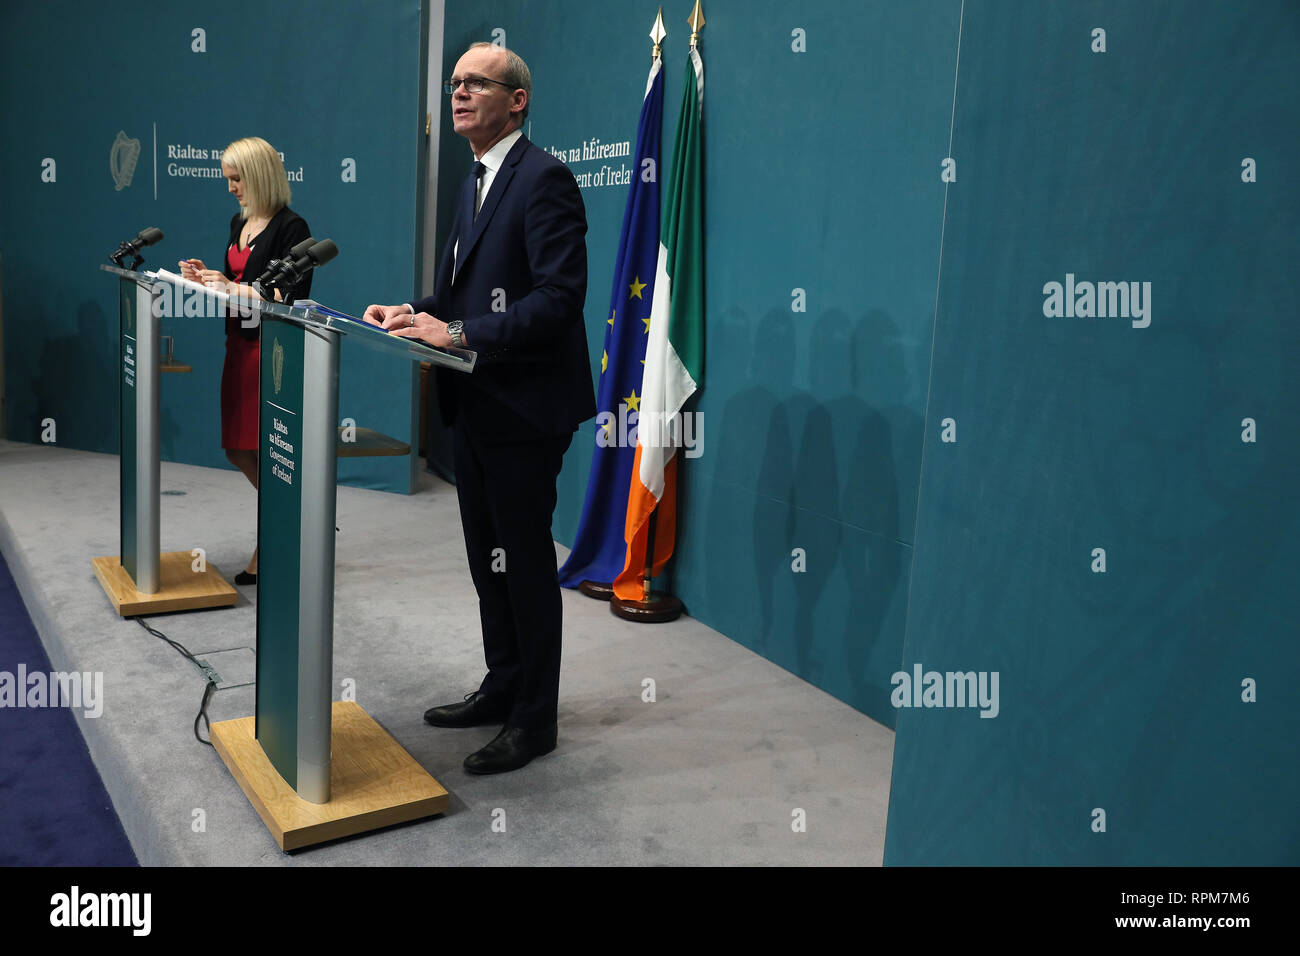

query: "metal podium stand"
left=210, top=298, right=475, bottom=850
left=92, top=265, right=239, bottom=615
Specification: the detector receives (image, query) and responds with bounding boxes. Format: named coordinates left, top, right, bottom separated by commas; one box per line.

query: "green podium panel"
left=256, top=317, right=335, bottom=801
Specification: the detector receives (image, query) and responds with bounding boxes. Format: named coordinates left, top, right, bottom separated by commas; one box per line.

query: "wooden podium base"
left=91, top=551, right=238, bottom=617
left=211, top=701, right=449, bottom=851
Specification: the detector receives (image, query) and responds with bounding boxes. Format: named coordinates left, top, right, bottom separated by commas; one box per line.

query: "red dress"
left=220, top=244, right=258, bottom=450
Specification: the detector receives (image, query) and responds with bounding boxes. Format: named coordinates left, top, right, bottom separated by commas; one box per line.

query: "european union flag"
left=559, top=58, right=665, bottom=588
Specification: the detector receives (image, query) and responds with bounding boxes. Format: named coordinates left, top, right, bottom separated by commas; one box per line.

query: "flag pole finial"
left=650, top=7, right=667, bottom=59
left=688, top=1, right=705, bottom=49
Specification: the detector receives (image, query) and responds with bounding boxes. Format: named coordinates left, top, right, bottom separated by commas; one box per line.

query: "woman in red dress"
left=178, top=136, right=312, bottom=584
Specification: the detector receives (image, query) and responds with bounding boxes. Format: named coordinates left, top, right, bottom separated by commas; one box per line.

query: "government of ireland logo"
left=110, top=130, right=141, bottom=191
left=272, top=338, right=284, bottom=395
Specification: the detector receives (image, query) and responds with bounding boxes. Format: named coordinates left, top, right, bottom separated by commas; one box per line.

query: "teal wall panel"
left=884, top=1, right=1299, bottom=864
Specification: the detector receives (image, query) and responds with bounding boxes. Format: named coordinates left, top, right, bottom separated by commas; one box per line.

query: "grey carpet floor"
left=0, top=439, right=893, bottom=865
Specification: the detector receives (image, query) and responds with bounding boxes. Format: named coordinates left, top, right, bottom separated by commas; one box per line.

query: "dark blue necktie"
left=454, top=161, right=486, bottom=280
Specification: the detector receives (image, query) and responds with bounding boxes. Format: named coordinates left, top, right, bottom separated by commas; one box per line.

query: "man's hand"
left=362, top=303, right=412, bottom=327
left=391, top=312, right=455, bottom=348
left=362, top=303, right=459, bottom=348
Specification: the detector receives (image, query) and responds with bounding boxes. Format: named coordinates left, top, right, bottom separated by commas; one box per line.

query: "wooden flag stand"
left=578, top=580, right=615, bottom=600
left=610, top=509, right=684, bottom=622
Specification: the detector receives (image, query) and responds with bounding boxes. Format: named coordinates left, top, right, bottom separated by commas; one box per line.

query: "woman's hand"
left=196, top=269, right=231, bottom=294
left=178, top=258, right=206, bottom=282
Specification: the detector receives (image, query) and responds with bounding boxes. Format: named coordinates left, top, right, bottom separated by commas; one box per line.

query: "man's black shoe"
left=463, top=724, right=557, bottom=775
left=423, top=692, right=510, bottom=728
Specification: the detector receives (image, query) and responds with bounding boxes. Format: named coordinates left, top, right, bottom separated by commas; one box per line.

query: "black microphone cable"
left=134, top=617, right=217, bottom=747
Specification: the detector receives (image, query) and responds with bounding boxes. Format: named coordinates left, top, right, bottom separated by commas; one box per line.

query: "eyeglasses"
left=443, top=75, right=514, bottom=95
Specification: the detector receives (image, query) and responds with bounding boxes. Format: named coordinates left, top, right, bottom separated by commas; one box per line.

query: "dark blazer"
left=222, top=205, right=312, bottom=339
left=413, top=135, right=595, bottom=442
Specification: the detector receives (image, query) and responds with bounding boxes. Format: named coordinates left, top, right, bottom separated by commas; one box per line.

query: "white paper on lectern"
left=150, top=268, right=231, bottom=304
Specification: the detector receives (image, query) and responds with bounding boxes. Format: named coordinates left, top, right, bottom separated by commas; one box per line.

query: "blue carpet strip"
left=0, top=548, right=137, bottom=866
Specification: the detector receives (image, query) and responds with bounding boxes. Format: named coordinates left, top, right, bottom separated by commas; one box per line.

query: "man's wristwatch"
left=447, top=320, right=465, bottom=348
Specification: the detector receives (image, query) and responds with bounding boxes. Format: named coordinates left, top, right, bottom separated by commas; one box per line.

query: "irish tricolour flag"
left=613, top=48, right=704, bottom=602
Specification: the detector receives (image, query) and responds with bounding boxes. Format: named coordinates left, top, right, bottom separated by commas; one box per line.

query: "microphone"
left=253, top=239, right=338, bottom=301
left=125, top=226, right=164, bottom=251
left=280, top=235, right=320, bottom=266
left=110, top=226, right=163, bottom=270
left=252, top=236, right=317, bottom=296
left=304, top=239, right=338, bottom=268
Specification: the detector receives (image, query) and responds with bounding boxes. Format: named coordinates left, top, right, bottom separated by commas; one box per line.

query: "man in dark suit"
left=364, top=42, right=594, bottom=774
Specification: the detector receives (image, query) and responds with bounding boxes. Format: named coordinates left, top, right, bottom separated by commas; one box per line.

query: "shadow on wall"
left=830, top=308, right=915, bottom=714
left=704, top=305, right=919, bottom=722
left=30, top=301, right=119, bottom=454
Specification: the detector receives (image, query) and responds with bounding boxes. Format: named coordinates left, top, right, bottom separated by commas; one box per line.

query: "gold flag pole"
left=688, top=0, right=705, bottom=48
left=651, top=7, right=666, bottom=59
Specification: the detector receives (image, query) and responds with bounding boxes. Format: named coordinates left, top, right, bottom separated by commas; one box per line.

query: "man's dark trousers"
left=453, top=421, right=573, bottom=733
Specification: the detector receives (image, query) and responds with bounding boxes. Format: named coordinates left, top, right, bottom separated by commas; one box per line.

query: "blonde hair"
left=221, top=137, right=291, bottom=217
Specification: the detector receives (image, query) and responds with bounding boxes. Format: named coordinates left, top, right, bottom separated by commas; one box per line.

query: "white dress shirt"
left=407, top=128, right=524, bottom=313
